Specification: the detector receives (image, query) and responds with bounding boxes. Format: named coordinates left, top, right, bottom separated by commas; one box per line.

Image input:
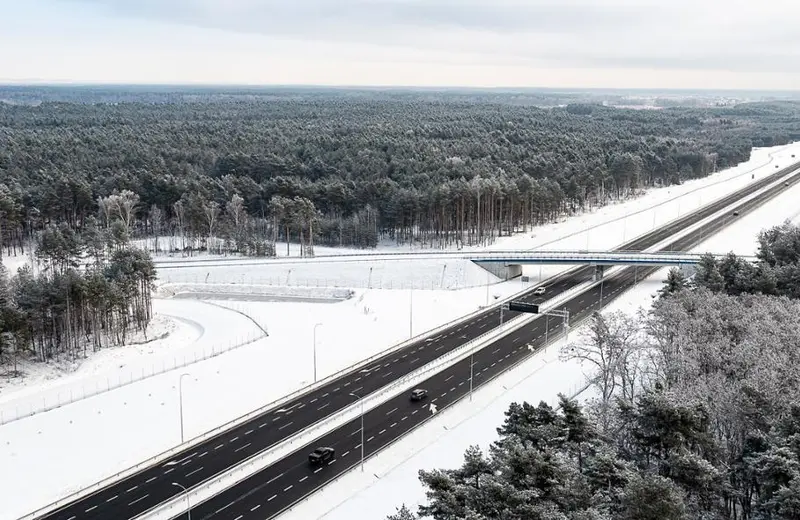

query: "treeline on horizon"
left=1, top=90, right=799, bottom=256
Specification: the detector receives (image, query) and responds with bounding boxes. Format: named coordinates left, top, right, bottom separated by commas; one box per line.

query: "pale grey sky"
left=2, top=0, right=799, bottom=88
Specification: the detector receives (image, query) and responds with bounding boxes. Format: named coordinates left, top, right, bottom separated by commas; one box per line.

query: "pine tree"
left=658, top=267, right=687, bottom=298
left=385, top=505, right=416, bottom=520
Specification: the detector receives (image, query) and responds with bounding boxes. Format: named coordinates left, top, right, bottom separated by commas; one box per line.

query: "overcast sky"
left=2, top=0, right=799, bottom=89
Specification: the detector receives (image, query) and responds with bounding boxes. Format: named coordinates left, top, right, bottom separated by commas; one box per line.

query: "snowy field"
left=1, top=141, right=799, bottom=520
left=286, top=150, right=800, bottom=520
left=0, top=299, right=268, bottom=421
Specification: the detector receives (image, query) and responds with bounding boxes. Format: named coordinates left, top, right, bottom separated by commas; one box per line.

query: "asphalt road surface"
left=180, top=166, right=800, bottom=520
left=35, top=163, right=799, bottom=520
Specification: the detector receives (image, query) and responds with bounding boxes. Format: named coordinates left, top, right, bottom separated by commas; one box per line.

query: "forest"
left=387, top=222, right=800, bottom=520
left=0, top=215, right=156, bottom=374
left=1, top=88, right=800, bottom=257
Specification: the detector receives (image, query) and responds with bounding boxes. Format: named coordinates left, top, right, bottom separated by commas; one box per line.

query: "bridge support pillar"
left=471, top=261, right=523, bottom=280
left=506, top=264, right=523, bottom=279
left=593, top=265, right=605, bottom=282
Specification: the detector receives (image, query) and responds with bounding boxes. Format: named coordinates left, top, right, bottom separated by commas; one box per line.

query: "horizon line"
left=1, top=80, right=800, bottom=94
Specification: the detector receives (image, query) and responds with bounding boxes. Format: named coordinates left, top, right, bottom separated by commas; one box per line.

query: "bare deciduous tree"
left=561, top=310, right=642, bottom=433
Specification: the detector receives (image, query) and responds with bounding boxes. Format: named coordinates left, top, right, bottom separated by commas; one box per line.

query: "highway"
left=33, top=162, right=799, bottom=520
left=180, top=166, right=800, bottom=520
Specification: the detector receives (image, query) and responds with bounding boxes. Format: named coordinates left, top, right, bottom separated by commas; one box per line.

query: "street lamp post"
left=178, top=373, right=190, bottom=444
left=349, top=392, right=365, bottom=472
left=313, top=323, right=322, bottom=383
left=544, top=314, right=551, bottom=344
left=469, top=348, right=476, bottom=402
left=540, top=308, right=570, bottom=345
left=172, top=482, right=190, bottom=520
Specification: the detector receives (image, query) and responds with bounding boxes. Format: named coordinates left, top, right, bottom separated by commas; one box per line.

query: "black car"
left=732, top=211, right=740, bottom=216
left=410, top=388, right=428, bottom=401
left=309, top=447, right=335, bottom=465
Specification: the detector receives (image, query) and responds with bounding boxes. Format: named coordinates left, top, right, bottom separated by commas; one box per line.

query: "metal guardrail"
left=469, top=251, right=758, bottom=265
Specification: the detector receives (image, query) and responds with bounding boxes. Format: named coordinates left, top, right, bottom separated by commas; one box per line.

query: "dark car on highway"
left=410, top=388, right=428, bottom=401
left=309, top=447, right=335, bottom=465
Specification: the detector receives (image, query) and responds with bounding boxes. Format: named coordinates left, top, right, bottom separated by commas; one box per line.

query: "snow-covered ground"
left=0, top=300, right=267, bottom=423
left=1, top=141, right=799, bottom=520
left=285, top=149, right=800, bottom=520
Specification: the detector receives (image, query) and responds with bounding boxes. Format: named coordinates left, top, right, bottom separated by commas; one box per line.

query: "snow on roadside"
left=284, top=151, right=800, bottom=520
left=0, top=299, right=266, bottom=419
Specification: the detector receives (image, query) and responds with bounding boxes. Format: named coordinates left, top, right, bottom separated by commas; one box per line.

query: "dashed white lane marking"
left=299, top=476, right=308, bottom=482
left=391, top=422, right=398, bottom=428
left=314, top=467, right=323, bottom=474
left=444, top=375, right=454, bottom=382
left=385, top=407, right=397, bottom=416
left=251, top=504, right=261, bottom=512
left=367, top=436, right=375, bottom=442
left=106, top=494, right=118, bottom=502
left=278, top=421, right=294, bottom=430
left=199, top=451, right=208, bottom=458
left=164, top=468, right=175, bottom=475
left=127, top=494, right=149, bottom=506
left=85, top=506, right=98, bottom=512
left=266, top=473, right=284, bottom=484
left=126, top=485, right=138, bottom=493
left=268, top=494, right=277, bottom=501
left=230, top=436, right=239, bottom=443
left=245, top=429, right=254, bottom=435
left=318, top=403, right=330, bottom=411
left=145, top=477, right=157, bottom=483
left=235, top=442, right=252, bottom=453
left=214, top=444, right=224, bottom=450
left=234, top=515, right=243, bottom=520
left=343, top=450, right=350, bottom=457
left=379, top=429, right=386, bottom=434
left=186, top=466, right=203, bottom=478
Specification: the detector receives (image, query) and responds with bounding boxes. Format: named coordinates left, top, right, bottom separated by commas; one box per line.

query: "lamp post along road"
left=350, top=391, right=365, bottom=472
left=172, top=481, right=190, bottom=520
left=178, top=373, right=190, bottom=444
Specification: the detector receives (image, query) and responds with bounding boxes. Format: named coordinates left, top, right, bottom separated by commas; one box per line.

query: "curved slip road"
left=181, top=164, right=800, bottom=520
left=34, top=162, right=800, bottom=520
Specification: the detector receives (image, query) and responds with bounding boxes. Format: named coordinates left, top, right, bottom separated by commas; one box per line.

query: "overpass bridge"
left=155, top=249, right=750, bottom=281
left=467, top=250, right=754, bottom=280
